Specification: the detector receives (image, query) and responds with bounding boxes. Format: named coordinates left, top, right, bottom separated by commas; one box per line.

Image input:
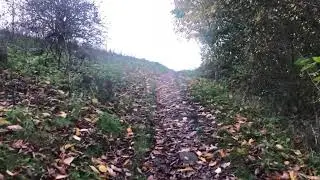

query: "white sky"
left=101, top=0, right=201, bottom=70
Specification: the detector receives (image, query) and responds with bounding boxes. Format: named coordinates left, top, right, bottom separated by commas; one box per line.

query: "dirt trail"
left=143, top=73, right=235, bottom=180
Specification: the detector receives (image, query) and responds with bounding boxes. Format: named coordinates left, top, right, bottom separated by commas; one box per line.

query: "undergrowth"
left=189, top=78, right=320, bottom=178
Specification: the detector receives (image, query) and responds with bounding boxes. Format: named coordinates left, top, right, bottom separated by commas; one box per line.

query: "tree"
left=173, top=0, right=320, bottom=147
left=0, top=33, right=8, bottom=67
left=21, top=0, right=103, bottom=67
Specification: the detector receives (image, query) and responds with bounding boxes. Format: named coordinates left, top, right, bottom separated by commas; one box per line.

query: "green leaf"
left=313, top=76, right=320, bottom=83
left=301, top=62, right=317, bottom=72
left=312, top=56, right=320, bottom=63
left=295, top=58, right=312, bottom=66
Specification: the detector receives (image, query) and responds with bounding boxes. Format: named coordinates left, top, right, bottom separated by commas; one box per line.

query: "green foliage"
left=190, top=78, right=230, bottom=106
left=189, top=78, right=319, bottom=177
left=296, top=56, right=320, bottom=85
left=97, top=113, right=123, bottom=135
left=69, top=94, right=84, bottom=120
left=5, top=107, right=28, bottom=123
left=175, top=0, right=320, bottom=150
left=51, top=117, right=73, bottom=129
left=0, top=145, right=44, bottom=178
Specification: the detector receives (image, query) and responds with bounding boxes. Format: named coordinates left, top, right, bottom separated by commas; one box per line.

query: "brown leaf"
left=177, top=166, right=194, bottom=172
left=0, top=118, right=10, bottom=126
left=98, top=165, right=108, bottom=173
left=289, top=171, right=297, bottom=180
left=305, top=175, right=320, bottom=180
left=110, top=165, right=122, bottom=172
left=72, top=135, right=81, bottom=141
left=248, top=138, right=255, bottom=145
left=63, top=157, right=75, bottom=166
left=107, top=166, right=117, bottom=177
left=203, top=152, right=214, bottom=160
left=42, top=113, right=51, bottom=118
left=209, top=161, right=218, bottom=167
left=57, top=111, right=67, bottom=118
left=284, top=161, right=290, bottom=165
left=63, top=144, right=74, bottom=150
left=214, top=167, right=222, bottom=174
left=6, top=170, right=17, bottom=176
left=127, top=127, right=133, bottom=136
left=75, top=128, right=81, bottom=136
left=219, top=149, right=227, bottom=158
left=55, top=174, right=69, bottom=179
left=7, top=125, right=23, bottom=131
left=89, top=166, right=100, bottom=174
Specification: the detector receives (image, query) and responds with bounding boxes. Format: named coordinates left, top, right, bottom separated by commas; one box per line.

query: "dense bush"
left=174, top=0, right=320, bottom=149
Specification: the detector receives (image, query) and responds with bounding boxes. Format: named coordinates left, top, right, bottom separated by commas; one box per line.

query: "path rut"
left=143, top=73, right=235, bottom=180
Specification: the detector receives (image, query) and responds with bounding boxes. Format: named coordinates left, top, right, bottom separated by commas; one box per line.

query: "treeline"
left=173, top=1, right=320, bottom=149
left=0, top=0, right=103, bottom=70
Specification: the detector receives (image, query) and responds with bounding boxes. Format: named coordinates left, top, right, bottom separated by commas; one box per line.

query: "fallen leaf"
left=63, top=144, right=74, bottom=150
left=63, top=157, right=75, bottom=166
left=0, top=118, right=10, bottom=126
left=90, top=166, right=100, bottom=174
left=199, top=156, right=207, bottom=162
left=92, top=98, right=99, bottom=104
left=177, top=166, right=194, bottom=172
left=6, top=170, right=16, bottom=176
left=7, top=125, right=23, bottom=131
left=215, top=167, right=222, bottom=174
left=219, top=149, right=227, bottom=158
left=72, top=135, right=81, bottom=141
left=209, top=161, right=218, bottom=167
left=289, top=171, right=297, bottom=180
left=75, top=128, right=81, bottom=136
left=203, top=152, right=214, bottom=160
left=280, top=172, right=290, bottom=179
left=221, top=162, right=231, bottom=168
left=55, top=174, right=68, bottom=179
left=57, top=111, right=67, bottom=118
left=57, top=90, right=65, bottom=95
left=196, top=151, right=202, bottom=157
left=276, top=144, right=284, bottom=150
left=248, top=138, right=255, bottom=145
left=284, top=161, right=290, bottom=165
left=107, top=166, right=117, bottom=177
left=110, top=165, right=122, bottom=172
left=127, top=127, right=133, bottom=136
left=98, top=165, right=108, bottom=173
left=293, top=150, right=302, bottom=156
left=147, top=175, right=155, bottom=180
left=42, top=113, right=51, bottom=118
left=234, top=123, right=241, bottom=132
left=304, top=175, right=320, bottom=180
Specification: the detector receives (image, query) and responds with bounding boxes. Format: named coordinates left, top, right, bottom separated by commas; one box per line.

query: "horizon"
left=101, top=0, right=202, bottom=71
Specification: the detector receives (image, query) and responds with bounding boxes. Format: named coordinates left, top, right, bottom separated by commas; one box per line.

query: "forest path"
left=143, top=72, right=235, bottom=180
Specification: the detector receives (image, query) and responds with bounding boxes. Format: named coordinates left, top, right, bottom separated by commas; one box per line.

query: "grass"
left=97, top=112, right=123, bottom=135
left=0, top=36, right=170, bottom=179
left=0, top=144, right=45, bottom=179
left=189, top=78, right=320, bottom=178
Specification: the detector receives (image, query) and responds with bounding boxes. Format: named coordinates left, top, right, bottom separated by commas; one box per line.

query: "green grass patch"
left=97, top=113, right=123, bottom=135
left=0, top=144, right=45, bottom=179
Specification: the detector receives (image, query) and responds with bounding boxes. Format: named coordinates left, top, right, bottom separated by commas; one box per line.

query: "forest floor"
left=0, top=66, right=319, bottom=179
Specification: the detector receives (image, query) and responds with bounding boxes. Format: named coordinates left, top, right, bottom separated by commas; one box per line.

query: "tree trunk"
left=0, top=42, right=8, bottom=67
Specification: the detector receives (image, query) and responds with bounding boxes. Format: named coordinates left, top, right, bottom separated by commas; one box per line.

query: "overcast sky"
left=101, top=0, right=201, bottom=70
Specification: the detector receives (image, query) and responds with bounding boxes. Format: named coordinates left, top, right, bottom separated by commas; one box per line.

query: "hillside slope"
left=0, top=42, right=169, bottom=179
